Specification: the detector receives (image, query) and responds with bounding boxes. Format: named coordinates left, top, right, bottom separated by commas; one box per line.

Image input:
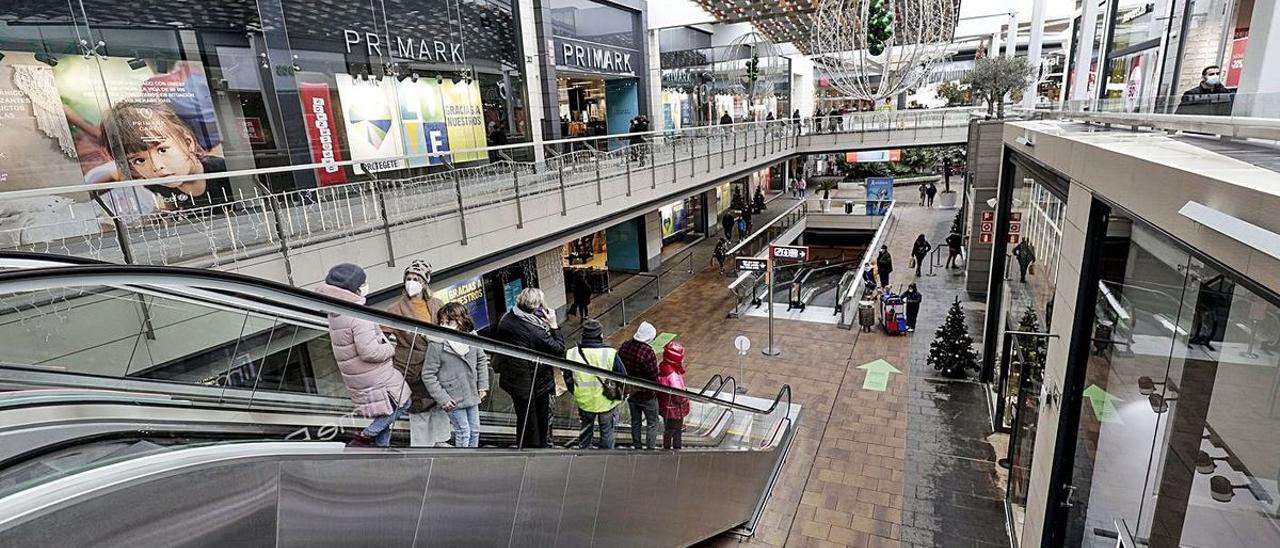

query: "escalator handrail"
left=0, top=265, right=795, bottom=418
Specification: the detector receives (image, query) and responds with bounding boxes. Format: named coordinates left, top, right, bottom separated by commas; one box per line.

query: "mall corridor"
left=608, top=203, right=1007, bottom=548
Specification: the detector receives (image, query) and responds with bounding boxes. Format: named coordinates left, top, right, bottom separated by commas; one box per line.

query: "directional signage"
left=736, top=257, right=768, bottom=272
left=770, top=244, right=809, bottom=262
left=1083, top=384, right=1123, bottom=424
left=857, top=359, right=901, bottom=392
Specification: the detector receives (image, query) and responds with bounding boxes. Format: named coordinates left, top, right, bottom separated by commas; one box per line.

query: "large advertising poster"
left=845, top=150, right=902, bottom=163
left=2, top=53, right=229, bottom=214
left=866, top=177, right=894, bottom=215
left=440, top=80, right=487, bottom=163
left=335, top=75, right=406, bottom=174
left=398, top=79, right=449, bottom=167
left=605, top=78, right=639, bottom=150
left=432, top=276, right=490, bottom=331
left=299, top=82, right=347, bottom=186
left=659, top=200, right=687, bottom=239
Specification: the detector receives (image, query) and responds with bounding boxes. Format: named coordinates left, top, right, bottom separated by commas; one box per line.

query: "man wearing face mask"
left=1182, top=66, right=1231, bottom=99
left=316, top=263, right=411, bottom=447
left=384, top=260, right=450, bottom=446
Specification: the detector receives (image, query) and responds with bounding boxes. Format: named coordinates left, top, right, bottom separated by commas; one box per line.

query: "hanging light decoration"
left=810, top=0, right=960, bottom=101
left=723, top=31, right=784, bottom=101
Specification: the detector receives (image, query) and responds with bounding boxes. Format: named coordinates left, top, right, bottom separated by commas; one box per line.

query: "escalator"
left=0, top=258, right=799, bottom=547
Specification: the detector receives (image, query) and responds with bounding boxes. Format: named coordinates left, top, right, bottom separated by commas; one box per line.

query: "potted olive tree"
left=962, top=57, right=1036, bottom=120
left=938, top=146, right=965, bottom=208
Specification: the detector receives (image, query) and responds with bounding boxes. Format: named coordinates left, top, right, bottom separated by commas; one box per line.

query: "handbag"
left=577, top=347, right=623, bottom=401
left=1029, top=263, right=1037, bottom=276
left=908, top=256, right=916, bottom=269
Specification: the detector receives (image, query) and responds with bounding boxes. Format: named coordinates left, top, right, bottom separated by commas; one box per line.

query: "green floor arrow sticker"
left=650, top=332, right=678, bottom=353
left=857, top=359, right=901, bottom=392
left=1083, top=384, right=1123, bottom=424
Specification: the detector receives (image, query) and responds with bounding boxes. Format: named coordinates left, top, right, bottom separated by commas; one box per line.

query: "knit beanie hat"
left=582, top=319, right=604, bottom=340
left=325, top=263, right=366, bottom=294
left=404, top=259, right=431, bottom=281
left=633, top=321, right=656, bottom=343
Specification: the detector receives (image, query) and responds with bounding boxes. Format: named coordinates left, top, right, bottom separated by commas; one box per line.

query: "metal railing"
left=563, top=244, right=701, bottom=344
left=1, top=108, right=977, bottom=283
left=837, top=201, right=897, bottom=329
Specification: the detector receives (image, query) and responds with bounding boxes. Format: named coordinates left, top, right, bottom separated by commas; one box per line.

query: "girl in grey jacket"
left=422, top=303, right=491, bottom=448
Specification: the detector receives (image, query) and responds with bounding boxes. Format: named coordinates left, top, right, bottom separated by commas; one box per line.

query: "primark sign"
left=554, top=38, right=636, bottom=76
left=343, top=28, right=465, bottom=64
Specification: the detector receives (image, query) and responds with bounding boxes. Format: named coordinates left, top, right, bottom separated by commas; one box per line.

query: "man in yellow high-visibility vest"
left=563, top=319, right=628, bottom=448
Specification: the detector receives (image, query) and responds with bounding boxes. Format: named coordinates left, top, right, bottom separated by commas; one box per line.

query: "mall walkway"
left=605, top=202, right=1007, bottom=548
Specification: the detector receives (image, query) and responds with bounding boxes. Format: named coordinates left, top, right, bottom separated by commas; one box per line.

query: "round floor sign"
left=734, top=335, right=751, bottom=354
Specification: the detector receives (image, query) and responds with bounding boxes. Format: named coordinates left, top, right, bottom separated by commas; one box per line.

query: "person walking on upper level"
left=317, top=263, right=411, bottom=447
left=911, top=235, right=932, bottom=277
left=713, top=237, right=730, bottom=274
left=1013, top=240, right=1037, bottom=283
left=721, top=210, right=736, bottom=242
left=926, top=182, right=938, bottom=208
left=620, top=321, right=661, bottom=450
left=1182, top=66, right=1230, bottom=99
left=736, top=214, right=748, bottom=242
left=422, top=302, right=490, bottom=448
left=918, top=183, right=928, bottom=206
left=384, top=260, right=450, bottom=447
left=720, top=112, right=733, bottom=125
left=945, top=230, right=963, bottom=269
left=570, top=271, right=592, bottom=319
left=492, top=288, right=565, bottom=448
left=797, top=177, right=807, bottom=198
left=657, top=342, right=690, bottom=450
left=564, top=319, right=627, bottom=449
left=875, top=245, right=894, bottom=288
left=902, top=283, right=923, bottom=332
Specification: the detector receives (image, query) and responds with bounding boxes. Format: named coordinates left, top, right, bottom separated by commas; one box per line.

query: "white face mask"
left=358, top=283, right=369, bottom=297
left=404, top=280, right=424, bottom=297
left=1206, top=74, right=1222, bottom=86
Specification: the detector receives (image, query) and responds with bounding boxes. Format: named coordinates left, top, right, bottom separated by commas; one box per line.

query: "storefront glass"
left=1062, top=218, right=1280, bottom=548
left=1110, top=0, right=1170, bottom=52
left=0, top=0, right=528, bottom=210
left=546, top=0, right=641, bottom=141
left=658, top=195, right=705, bottom=258
left=659, top=44, right=790, bottom=125
left=991, top=161, right=1067, bottom=543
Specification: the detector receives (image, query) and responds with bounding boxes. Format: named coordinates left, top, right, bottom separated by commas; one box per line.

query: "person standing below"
left=564, top=319, right=627, bottom=449
left=712, top=237, right=730, bottom=274
left=911, top=235, right=932, bottom=276
left=792, top=109, right=801, bottom=135
left=721, top=209, right=736, bottom=242
left=491, top=288, right=565, bottom=449
left=945, top=230, right=963, bottom=269
left=797, top=177, right=807, bottom=198
left=619, top=321, right=661, bottom=450
left=736, top=214, right=748, bottom=241
left=421, top=303, right=490, bottom=448
left=875, top=245, right=894, bottom=288
left=1012, top=240, right=1037, bottom=283
left=657, top=341, right=690, bottom=450
left=720, top=111, right=733, bottom=125
left=926, top=182, right=938, bottom=208
left=570, top=271, right=592, bottom=319
left=384, top=260, right=450, bottom=447
left=316, top=263, right=411, bottom=447
left=902, top=283, right=923, bottom=332
left=918, top=183, right=928, bottom=206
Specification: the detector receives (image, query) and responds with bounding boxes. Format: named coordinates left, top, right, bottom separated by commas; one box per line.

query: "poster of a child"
left=101, top=101, right=229, bottom=210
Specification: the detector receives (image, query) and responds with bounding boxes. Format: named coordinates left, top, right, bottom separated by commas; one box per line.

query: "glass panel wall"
left=996, top=161, right=1067, bottom=544
left=1063, top=217, right=1280, bottom=547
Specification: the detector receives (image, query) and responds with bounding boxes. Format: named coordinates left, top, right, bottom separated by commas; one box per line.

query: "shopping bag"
left=1029, top=263, right=1037, bottom=276
left=908, top=257, right=916, bottom=269
left=955, top=252, right=966, bottom=268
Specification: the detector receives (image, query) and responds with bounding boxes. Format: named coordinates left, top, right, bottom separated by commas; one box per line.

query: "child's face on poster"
left=127, top=133, right=200, bottom=182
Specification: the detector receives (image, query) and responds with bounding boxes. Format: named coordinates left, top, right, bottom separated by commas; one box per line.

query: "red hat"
left=661, top=342, right=686, bottom=375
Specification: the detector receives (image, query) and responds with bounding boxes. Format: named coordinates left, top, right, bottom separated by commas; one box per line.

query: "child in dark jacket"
left=657, top=342, right=690, bottom=449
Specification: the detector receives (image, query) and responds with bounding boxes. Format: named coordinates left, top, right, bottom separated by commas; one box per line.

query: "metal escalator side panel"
left=0, top=443, right=790, bottom=547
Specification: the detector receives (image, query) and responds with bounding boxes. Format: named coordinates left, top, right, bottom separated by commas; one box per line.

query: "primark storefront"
left=0, top=0, right=530, bottom=216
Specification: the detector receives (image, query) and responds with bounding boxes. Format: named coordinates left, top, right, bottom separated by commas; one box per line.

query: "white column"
left=1022, top=0, right=1047, bottom=107
left=1005, top=11, right=1019, bottom=58
left=517, top=0, right=545, bottom=163
left=1072, top=0, right=1100, bottom=104
left=1233, top=0, right=1280, bottom=117
left=991, top=31, right=1002, bottom=59
left=648, top=30, right=663, bottom=123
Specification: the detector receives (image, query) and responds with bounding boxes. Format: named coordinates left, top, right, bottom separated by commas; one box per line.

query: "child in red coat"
left=657, top=342, right=691, bottom=449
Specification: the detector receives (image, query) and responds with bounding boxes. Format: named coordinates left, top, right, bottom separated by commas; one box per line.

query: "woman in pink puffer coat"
left=316, top=263, right=412, bottom=447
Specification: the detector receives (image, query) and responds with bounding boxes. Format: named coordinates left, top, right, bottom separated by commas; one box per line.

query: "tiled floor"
left=602, top=202, right=1008, bottom=547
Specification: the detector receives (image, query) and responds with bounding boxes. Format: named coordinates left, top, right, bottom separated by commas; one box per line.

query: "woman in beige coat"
left=384, top=260, right=450, bottom=446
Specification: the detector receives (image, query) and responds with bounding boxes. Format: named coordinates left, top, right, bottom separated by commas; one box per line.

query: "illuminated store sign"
left=343, top=29, right=465, bottom=63
left=555, top=38, right=634, bottom=75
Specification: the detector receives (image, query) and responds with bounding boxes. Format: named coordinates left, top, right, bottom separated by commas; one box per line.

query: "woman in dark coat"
left=875, top=245, right=894, bottom=288
left=902, top=283, right=923, bottom=332
left=911, top=235, right=932, bottom=276
left=491, top=288, right=565, bottom=448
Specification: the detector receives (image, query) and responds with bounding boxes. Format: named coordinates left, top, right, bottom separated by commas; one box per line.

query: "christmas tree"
left=1016, top=305, right=1048, bottom=382
left=731, top=187, right=746, bottom=212
left=928, top=297, right=978, bottom=379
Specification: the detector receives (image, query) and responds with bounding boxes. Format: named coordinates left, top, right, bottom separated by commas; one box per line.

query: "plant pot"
left=938, top=190, right=958, bottom=208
